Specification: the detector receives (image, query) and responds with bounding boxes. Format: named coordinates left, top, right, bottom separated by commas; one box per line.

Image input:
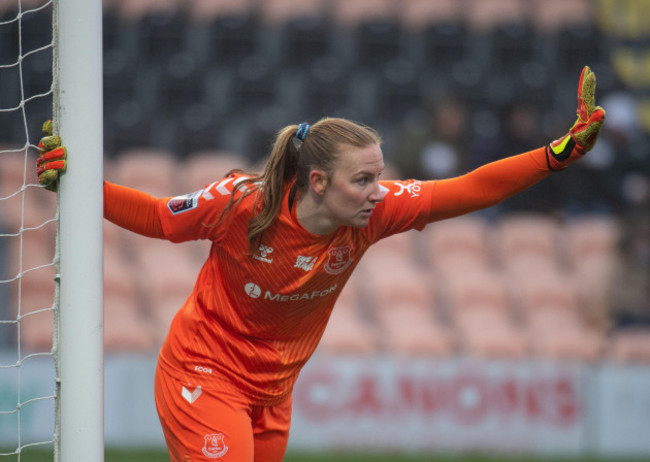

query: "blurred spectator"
left=392, top=98, right=469, bottom=180
left=608, top=212, right=650, bottom=329
left=470, top=101, right=562, bottom=214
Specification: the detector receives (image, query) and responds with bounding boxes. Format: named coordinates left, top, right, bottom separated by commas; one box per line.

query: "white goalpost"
left=53, top=0, right=104, bottom=460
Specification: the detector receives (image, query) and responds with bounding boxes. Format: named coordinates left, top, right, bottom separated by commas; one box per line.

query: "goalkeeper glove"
left=546, top=65, right=606, bottom=171
left=37, top=120, right=67, bottom=191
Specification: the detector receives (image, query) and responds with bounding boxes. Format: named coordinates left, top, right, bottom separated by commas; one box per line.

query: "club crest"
left=324, top=246, right=352, bottom=274
left=202, top=433, right=228, bottom=459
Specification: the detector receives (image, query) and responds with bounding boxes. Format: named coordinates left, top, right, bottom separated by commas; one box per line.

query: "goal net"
left=0, top=0, right=58, bottom=459
left=0, top=0, right=104, bottom=460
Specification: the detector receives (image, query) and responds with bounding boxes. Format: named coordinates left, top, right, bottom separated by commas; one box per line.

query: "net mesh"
left=0, top=0, right=58, bottom=459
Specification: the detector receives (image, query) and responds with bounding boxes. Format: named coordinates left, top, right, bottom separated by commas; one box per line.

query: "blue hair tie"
left=293, top=123, right=310, bottom=148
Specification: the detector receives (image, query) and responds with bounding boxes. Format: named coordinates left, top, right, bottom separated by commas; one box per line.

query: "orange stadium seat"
left=530, top=0, right=592, bottom=32
left=607, top=329, right=650, bottom=364
left=442, top=269, right=510, bottom=318
left=529, top=325, right=605, bottom=362
left=104, top=292, right=157, bottom=352
left=361, top=254, right=434, bottom=312
left=494, top=213, right=561, bottom=274
left=376, top=302, right=455, bottom=357
left=130, top=237, right=202, bottom=344
left=182, top=150, right=249, bottom=190
left=318, top=305, right=378, bottom=355
left=464, top=0, right=529, bottom=32
left=113, top=148, right=181, bottom=196
left=398, top=0, right=461, bottom=30
left=188, top=0, right=256, bottom=23
left=259, top=0, right=325, bottom=25
left=454, top=309, right=528, bottom=359
left=564, top=214, right=621, bottom=268
left=118, top=0, right=183, bottom=20
left=331, top=0, right=397, bottom=27
left=511, top=268, right=582, bottom=322
left=426, top=216, right=490, bottom=276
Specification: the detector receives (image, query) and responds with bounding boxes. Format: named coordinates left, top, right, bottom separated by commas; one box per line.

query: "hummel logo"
left=253, top=244, right=274, bottom=263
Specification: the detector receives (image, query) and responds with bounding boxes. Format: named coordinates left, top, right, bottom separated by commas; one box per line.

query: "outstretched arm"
left=427, top=147, right=549, bottom=221
left=104, top=181, right=165, bottom=238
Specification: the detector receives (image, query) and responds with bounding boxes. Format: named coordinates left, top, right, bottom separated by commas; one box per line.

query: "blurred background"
left=0, top=0, right=649, bottom=459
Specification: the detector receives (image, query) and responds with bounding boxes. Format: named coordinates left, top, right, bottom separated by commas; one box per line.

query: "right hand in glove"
left=546, top=65, right=606, bottom=171
left=37, top=120, right=67, bottom=191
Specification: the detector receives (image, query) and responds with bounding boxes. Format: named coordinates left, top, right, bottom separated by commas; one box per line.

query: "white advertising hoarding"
left=1, top=351, right=649, bottom=458
left=291, top=355, right=588, bottom=454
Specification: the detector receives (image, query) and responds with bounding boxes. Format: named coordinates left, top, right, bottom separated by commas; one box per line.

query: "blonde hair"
left=219, top=117, right=382, bottom=252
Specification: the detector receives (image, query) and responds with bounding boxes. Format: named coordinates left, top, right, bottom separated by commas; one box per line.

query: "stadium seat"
left=318, top=305, right=379, bottom=355
left=198, top=10, right=262, bottom=68
left=555, top=23, right=605, bottom=78
left=189, top=0, right=256, bottom=23
left=130, top=237, right=201, bottom=344
left=454, top=309, right=529, bottom=359
left=442, top=269, right=510, bottom=319
left=420, top=21, right=471, bottom=70
left=564, top=215, right=621, bottom=267
left=113, top=147, right=180, bottom=196
left=224, top=56, right=278, bottom=115
left=494, top=213, right=561, bottom=273
left=104, top=293, right=157, bottom=352
left=398, top=0, right=461, bottom=30
left=365, top=227, right=418, bottom=257
left=352, top=18, right=404, bottom=70
left=182, top=150, right=248, bottom=190
left=293, top=57, right=354, bottom=120
left=118, top=0, right=184, bottom=21
left=259, top=0, right=325, bottom=25
left=359, top=242, right=434, bottom=314
left=374, top=59, right=424, bottom=120
left=331, top=0, right=396, bottom=28
left=259, top=0, right=330, bottom=68
left=376, top=302, right=455, bottom=356
left=275, top=17, right=333, bottom=69
left=530, top=0, right=592, bottom=33
left=104, top=230, right=157, bottom=352
left=426, top=216, right=490, bottom=276
left=134, top=8, right=189, bottom=65
left=529, top=325, right=605, bottom=362
left=607, top=329, right=650, bottom=364
left=157, top=52, right=206, bottom=114
left=463, top=0, right=528, bottom=32
left=513, top=269, right=581, bottom=318
left=488, top=21, right=539, bottom=75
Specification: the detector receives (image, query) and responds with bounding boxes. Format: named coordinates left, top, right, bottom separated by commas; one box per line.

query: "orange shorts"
left=154, top=363, right=292, bottom=462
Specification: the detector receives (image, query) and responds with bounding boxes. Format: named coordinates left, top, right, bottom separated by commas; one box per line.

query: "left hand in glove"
left=546, top=65, right=606, bottom=171
left=37, top=120, right=67, bottom=191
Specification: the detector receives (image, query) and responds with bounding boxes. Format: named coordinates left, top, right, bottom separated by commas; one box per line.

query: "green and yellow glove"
left=37, top=120, right=67, bottom=191
left=546, top=65, right=606, bottom=171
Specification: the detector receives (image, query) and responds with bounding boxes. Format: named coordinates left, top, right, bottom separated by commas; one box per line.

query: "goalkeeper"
left=38, top=67, right=604, bottom=462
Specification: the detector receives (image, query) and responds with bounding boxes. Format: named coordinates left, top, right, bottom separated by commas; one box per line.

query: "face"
left=320, top=143, right=386, bottom=229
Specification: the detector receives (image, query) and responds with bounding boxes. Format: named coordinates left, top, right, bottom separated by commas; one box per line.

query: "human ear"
left=309, top=169, right=328, bottom=196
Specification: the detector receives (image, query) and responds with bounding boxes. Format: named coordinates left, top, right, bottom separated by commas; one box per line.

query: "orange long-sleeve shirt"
left=104, top=147, right=550, bottom=405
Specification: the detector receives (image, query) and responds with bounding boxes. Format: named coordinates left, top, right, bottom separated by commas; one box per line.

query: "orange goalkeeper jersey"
left=105, top=147, right=550, bottom=405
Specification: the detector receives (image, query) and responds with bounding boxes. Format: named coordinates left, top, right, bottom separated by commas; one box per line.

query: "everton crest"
left=324, top=246, right=352, bottom=274
left=202, top=432, right=228, bottom=459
